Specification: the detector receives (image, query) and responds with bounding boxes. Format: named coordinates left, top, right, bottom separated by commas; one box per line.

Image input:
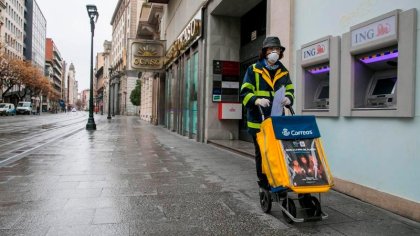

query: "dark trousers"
left=252, top=135, right=268, bottom=187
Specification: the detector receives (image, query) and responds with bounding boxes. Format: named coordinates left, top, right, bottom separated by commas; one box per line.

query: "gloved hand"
left=281, top=97, right=291, bottom=106
left=255, top=98, right=270, bottom=107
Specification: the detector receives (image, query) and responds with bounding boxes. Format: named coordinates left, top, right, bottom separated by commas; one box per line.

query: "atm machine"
left=341, top=9, right=416, bottom=117
left=296, top=36, right=340, bottom=117
left=314, top=80, right=329, bottom=109
left=366, top=70, right=397, bottom=108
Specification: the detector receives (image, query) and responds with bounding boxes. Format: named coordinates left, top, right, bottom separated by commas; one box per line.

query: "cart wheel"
left=259, top=189, right=272, bottom=213
left=298, top=193, right=312, bottom=208
left=282, top=198, right=296, bottom=224
left=309, top=196, right=322, bottom=217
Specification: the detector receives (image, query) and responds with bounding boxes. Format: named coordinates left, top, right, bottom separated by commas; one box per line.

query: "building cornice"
left=111, top=0, right=124, bottom=25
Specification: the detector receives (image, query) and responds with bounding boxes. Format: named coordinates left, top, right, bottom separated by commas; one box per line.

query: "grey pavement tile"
left=64, top=197, right=130, bottom=210
left=0, top=181, right=80, bottom=194
left=149, top=170, right=195, bottom=179
left=46, top=223, right=130, bottom=236
left=17, top=198, right=68, bottom=213
left=156, top=182, right=220, bottom=195
left=0, top=227, right=50, bottom=236
left=59, top=175, right=107, bottom=182
left=43, top=181, right=81, bottom=190
left=101, top=187, right=157, bottom=197
left=329, top=219, right=420, bottom=236
left=294, top=224, right=346, bottom=236
left=92, top=208, right=125, bottom=224
left=0, top=202, right=25, bottom=215
left=116, top=173, right=152, bottom=181
left=321, top=191, right=364, bottom=206
left=330, top=201, right=400, bottom=221
left=0, top=191, right=39, bottom=202
left=129, top=220, right=293, bottom=236
left=0, top=214, right=22, bottom=229
left=154, top=193, right=245, bottom=222
left=77, top=180, right=119, bottom=189
left=125, top=166, right=170, bottom=174
left=11, top=209, right=95, bottom=229
left=128, top=221, right=203, bottom=236
left=41, top=188, right=103, bottom=199
left=92, top=207, right=166, bottom=224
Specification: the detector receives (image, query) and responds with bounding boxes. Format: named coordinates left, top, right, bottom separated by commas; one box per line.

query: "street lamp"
left=86, top=4, right=99, bottom=130
left=107, top=67, right=113, bottom=119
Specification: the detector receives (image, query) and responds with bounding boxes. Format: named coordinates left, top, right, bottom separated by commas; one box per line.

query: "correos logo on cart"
left=282, top=128, right=313, bottom=137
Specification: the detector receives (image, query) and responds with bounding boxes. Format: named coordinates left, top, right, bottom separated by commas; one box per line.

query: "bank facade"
left=154, top=0, right=420, bottom=221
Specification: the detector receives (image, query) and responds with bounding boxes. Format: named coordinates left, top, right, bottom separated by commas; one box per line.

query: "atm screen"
left=372, top=77, right=397, bottom=95
left=318, top=86, right=329, bottom=99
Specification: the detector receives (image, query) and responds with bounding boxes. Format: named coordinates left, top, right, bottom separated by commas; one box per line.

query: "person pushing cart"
left=241, top=36, right=333, bottom=223
left=240, top=36, right=295, bottom=191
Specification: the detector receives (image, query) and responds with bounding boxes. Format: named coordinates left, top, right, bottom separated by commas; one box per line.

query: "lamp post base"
left=107, top=115, right=111, bottom=119
left=86, top=118, right=96, bottom=130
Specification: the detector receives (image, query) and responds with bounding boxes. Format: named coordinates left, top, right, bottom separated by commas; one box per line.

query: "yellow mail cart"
left=256, top=114, right=333, bottom=223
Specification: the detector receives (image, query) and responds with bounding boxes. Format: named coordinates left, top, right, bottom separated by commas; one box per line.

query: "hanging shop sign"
left=165, top=10, right=202, bottom=66
left=127, top=39, right=166, bottom=72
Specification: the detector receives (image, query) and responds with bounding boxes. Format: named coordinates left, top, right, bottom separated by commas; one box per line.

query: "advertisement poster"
left=282, top=139, right=328, bottom=187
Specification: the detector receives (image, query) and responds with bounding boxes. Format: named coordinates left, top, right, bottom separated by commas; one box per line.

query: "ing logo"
left=282, top=128, right=290, bottom=137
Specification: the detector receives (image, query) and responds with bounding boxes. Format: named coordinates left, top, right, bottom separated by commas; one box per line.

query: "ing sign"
left=351, top=16, right=397, bottom=47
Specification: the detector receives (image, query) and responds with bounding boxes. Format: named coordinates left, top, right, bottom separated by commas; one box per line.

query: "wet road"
left=0, top=112, right=86, bottom=166
left=0, top=114, right=419, bottom=235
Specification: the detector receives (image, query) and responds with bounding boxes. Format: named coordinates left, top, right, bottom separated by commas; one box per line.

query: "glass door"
left=191, top=53, right=199, bottom=134
left=183, top=58, right=191, bottom=135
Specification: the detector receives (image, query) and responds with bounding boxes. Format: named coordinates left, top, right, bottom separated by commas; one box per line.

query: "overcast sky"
left=36, top=0, right=116, bottom=92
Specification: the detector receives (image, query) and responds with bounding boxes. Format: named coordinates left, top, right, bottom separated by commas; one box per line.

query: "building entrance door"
left=238, top=0, right=266, bottom=142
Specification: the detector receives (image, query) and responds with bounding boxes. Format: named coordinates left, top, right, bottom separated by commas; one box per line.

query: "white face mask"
left=267, top=51, right=279, bottom=64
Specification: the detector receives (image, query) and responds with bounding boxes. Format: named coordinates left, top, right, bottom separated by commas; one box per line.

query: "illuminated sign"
left=351, top=16, right=397, bottom=47
left=165, top=11, right=202, bottom=65
left=128, top=39, right=165, bottom=71
left=301, top=40, right=329, bottom=61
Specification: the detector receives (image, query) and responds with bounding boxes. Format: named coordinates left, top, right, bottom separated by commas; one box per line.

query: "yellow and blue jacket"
left=240, top=60, right=294, bottom=135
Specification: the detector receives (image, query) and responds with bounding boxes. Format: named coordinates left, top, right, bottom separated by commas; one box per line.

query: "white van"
left=0, top=103, right=16, bottom=116
left=16, top=101, right=32, bottom=115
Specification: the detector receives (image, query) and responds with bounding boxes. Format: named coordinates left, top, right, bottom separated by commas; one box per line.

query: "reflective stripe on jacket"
left=240, top=60, right=295, bottom=135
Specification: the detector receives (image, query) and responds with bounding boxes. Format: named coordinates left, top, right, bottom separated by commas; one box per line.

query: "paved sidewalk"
left=208, top=139, right=254, bottom=158
left=0, top=116, right=419, bottom=235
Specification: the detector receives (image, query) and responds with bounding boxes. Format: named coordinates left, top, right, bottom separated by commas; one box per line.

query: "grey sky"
left=36, top=0, right=116, bottom=92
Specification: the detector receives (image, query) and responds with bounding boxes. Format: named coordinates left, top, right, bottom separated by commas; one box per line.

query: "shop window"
left=192, top=52, right=199, bottom=134
left=183, top=58, right=191, bottom=134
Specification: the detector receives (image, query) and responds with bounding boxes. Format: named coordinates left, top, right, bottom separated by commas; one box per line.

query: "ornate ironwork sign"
left=128, top=39, right=165, bottom=71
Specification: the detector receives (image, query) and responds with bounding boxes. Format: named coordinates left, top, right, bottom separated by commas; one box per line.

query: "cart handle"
left=285, top=105, right=295, bottom=115
left=257, top=105, right=265, bottom=121
left=257, top=104, right=295, bottom=121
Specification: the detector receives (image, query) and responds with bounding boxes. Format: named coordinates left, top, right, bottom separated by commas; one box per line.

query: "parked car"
left=16, top=101, right=32, bottom=115
left=0, top=103, right=16, bottom=116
